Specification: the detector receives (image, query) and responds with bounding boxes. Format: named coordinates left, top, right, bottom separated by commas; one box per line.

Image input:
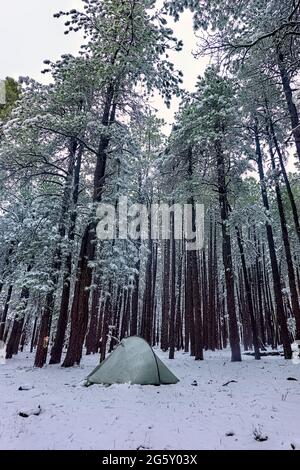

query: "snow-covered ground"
left=0, top=349, right=299, bottom=450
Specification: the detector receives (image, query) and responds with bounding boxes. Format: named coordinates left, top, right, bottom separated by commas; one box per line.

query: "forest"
left=2, top=0, right=300, bottom=453
left=1, top=0, right=300, bottom=370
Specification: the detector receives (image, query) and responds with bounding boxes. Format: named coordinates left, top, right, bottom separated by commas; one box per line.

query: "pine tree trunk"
left=35, top=139, right=78, bottom=367
left=169, top=208, right=176, bottom=359
left=254, top=124, right=292, bottom=358
left=0, top=285, right=13, bottom=341
left=141, top=239, right=153, bottom=343
left=175, top=246, right=183, bottom=350
left=215, top=137, right=241, bottom=361
left=131, top=172, right=143, bottom=337
left=109, top=285, right=121, bottom=352
left=131, top=258, right=140, bottom=337
left=268, top=131, right=300, bottom=340
left=238, top=272, right=251, bottom=351
left=192, top=249, right=203, bottom=360
left=161, top=238, right=170, bottom=351
left=30, top=316, right=38, bottom=353
left=100, top=292, right=112, bottom=363
left=207, top=216, right=217, bottom=351
left=185, top=250, right=195, bottom=355
left=6, top=280, right=30, bottom=359
left=96, top=298, right=105, bottom=352
left=253, top=231, right=266, bottom=346
left=213, top=221, right=219, bottom=348
left=34, top=291, right=54, bottom=367
left=62, top=222, right=96, bottom=366
left=62, top=87, right=115, bottom=367
left=49, top=144, right=83, bottom=364
left=150, top=242, right=158, bottom=346
left=86, top=276, right=101, bottom=355
left=236, top=227, right=260, bottom=359
left=202, top=251, right=209, bottom=350
left=184, top=250, right=190, bottom=352
left=120, top=286, right=131, bottom=340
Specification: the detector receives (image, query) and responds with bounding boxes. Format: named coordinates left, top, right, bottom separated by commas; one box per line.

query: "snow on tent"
left=85, top=336, right=179, bottom=386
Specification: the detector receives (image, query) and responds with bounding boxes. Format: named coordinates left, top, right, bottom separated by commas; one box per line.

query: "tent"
left=85, top=336, right=179, bottom=386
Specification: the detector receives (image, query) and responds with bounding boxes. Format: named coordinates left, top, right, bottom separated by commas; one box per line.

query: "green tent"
left=85, top=336, right=179, bottom=386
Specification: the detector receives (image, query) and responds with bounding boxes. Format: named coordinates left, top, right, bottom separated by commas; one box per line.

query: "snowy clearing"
left=0, top=349, right=299, bottom=450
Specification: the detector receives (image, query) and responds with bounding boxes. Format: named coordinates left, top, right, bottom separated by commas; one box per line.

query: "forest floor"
left=0, top=348, right=300, bottom=450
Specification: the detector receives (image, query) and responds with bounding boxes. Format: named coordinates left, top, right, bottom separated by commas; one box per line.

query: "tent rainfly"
left=85, top=336, right=179, bottom=386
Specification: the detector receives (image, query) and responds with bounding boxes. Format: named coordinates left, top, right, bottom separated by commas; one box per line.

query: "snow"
left=0, top=349, right=300, bottom=450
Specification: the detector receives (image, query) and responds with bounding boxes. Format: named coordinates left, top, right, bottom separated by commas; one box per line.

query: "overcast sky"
left=0, top=0, right=209, bottom=131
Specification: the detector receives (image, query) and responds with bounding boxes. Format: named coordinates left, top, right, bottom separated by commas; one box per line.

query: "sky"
left=0, top=0, right=209, bottom=132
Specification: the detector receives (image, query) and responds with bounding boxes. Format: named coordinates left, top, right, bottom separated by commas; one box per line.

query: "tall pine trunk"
left=161, top=238, right=170, bottom=351
left=267, top=129, right=300, bottom=340
left=254, top=124, right=292, bottom=358
left=169, top=206, right=176, bottom=359
left=0, top=285, right=13, bottom=341
left=62, top=87, right=116, bottom=367
left=215, top=137, right=241, bottom=361
left=6, top=275, right=30, bottom=359
left=49, top=144, right=84, bottom=364
left=35, top=139, right=78, bottom=367
left=236, top=227, right=260, bottom=359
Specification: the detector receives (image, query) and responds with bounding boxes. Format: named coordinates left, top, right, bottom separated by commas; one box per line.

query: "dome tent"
left=85, top=336, right=179, bottom=386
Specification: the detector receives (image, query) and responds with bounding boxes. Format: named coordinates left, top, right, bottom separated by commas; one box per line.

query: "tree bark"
left=267, top=128, right=300, bottom=340
left=100, top=291, right=112, bottom=363
left=0, top=285, right=13, bottom=341
left=254, top=123, right=292, bottom=358
left=161, top=239, right=170, bottom=351
left=35, top=139, right=78, bottom=367
left=6, top=277, right=30, bottom=359
left=169, top=207, right=176, bottom=359
left=236, top=226, right=260, bottom=359
left=62, top=86, right=116, bottom=367
left=49, top=144, right=84, bottom=364
left=86, top=275, right=101, bottom=355
left=215, top=137, right=241, bottom=361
